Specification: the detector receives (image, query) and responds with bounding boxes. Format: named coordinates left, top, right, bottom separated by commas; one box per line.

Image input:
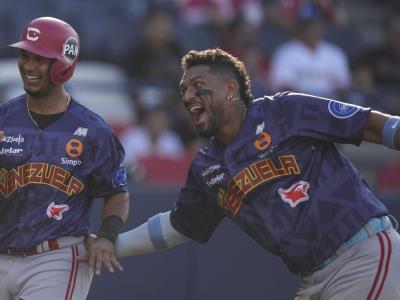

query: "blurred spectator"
left=178, top=0, right=264, bottom=27
left=358, top=12, right=400, bottom=114
left=120, top=9, right=183, bottom=82
left=241, top=46, right=270, bottom=95
left=345, top=58, right=385, bottom=111
left=176, top=0, right=264, bottom=52
left=269, top=2, right=351, bottom=98
left=263, top=0, right=336, bottom=30
left=126, top=83, right=200, bottom=150
left=222, top=17, right=260, bottom=57
left=120, top=104, right=185, bottom=172
left=363, top=12, right=400, bottom=86
left=222, top=17, right=270, bottom=94
left=377, top=159, right=400, bottom=195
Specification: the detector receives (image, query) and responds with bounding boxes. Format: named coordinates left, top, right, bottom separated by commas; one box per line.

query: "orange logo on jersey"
left=66, top=139, right=83, bottom=158
left=254, top=132, right=272, bottom=151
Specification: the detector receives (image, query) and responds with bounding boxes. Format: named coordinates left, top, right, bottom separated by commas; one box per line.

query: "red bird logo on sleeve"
left=278, top=181, right=310, bottom=208
left=46, top=202, right=69, bottom=220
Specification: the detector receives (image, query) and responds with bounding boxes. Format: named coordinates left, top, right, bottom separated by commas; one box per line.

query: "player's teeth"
left=26, top=75, right=40, bottom=80
left=189, top=104, right=202, bottom=113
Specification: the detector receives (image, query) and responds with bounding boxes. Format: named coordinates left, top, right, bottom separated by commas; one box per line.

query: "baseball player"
left=0, top=17, right=129, bottom=300
left=82, top=48, right=400, bottom=299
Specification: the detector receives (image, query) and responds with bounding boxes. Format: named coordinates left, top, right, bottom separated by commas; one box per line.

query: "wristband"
left=382, top=116, right=400, bottom=150
left=148, top=213, right=169, bottom=250
left=97, top=215, right=124, bottom=244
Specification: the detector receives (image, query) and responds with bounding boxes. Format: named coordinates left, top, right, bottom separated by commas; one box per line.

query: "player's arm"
left=115, top=210, right=190, bottom=257
left=87, top=191, right=129, bottom=275
left=363, top=110, right=400, bottom=149
left=81, top=211, right=190, bottom=259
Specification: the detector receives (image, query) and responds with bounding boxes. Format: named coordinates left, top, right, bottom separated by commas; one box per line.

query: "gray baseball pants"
left=295, top=227, right=400, bottom=300
left=0, top=237, right=92, bottom=300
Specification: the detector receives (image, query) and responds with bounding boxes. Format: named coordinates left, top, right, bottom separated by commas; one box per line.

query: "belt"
left=318, top=216, right=393, bottom=270
left=0, top=236, right=84, bottom=256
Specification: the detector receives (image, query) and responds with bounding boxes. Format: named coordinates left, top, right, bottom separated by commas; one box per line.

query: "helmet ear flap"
left=50, top=60, right=77, bottom=85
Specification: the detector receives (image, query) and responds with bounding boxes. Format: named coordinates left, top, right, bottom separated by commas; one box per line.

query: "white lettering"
left=0, top=147, right=23, bottom=155
left=257, top=145, right=278, bottom=159
left=73, top=127, right=88, bottom=137
left=61, top=157, right=82, bottom=166
left=206, top=173, right=225, bottom=187
left=201, top=164, right=221, bottom=177
left=63, top=44, right=70, bottom=55
left=63, top=44, right=78, bottom=57
left=1, top=134, right=24, bottom=145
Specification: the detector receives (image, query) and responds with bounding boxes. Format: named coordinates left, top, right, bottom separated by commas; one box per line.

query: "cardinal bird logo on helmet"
left=278, top=181, right=310, bottom=207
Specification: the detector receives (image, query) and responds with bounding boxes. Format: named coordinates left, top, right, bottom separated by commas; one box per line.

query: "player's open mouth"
left=24, top=74, right=41, bottom=83
left=187, top=103, right=206, bottom=125
left=188, top=103, right=204, bottom=114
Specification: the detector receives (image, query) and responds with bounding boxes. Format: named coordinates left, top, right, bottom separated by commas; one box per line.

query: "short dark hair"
left=181, top=48, right=253, bottom=106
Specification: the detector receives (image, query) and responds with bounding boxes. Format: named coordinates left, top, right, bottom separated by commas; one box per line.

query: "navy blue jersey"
left=0, top=95, right=128, bottom=249
left=171, top=92, right=388, bottom=273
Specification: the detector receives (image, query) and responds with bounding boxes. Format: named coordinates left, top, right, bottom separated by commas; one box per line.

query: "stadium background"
left=0, top=1, right=400, bottom=299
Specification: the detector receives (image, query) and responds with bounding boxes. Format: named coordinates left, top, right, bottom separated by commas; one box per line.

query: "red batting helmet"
left=10, top=17, right=80, bottom=85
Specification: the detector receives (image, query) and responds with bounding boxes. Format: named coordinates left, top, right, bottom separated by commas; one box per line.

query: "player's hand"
left=78, top=234, right=123, bottom=276
left=77, top=233, right=97, bottom=263
left=0, top=131, right=4, bottom=140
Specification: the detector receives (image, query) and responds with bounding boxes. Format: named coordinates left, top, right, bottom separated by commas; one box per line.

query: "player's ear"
left=224, top=79, right=240, bottom=101
left=225, top=79, right=239, bottom=94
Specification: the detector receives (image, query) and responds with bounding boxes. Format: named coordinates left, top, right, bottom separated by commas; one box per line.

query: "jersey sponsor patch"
left=201, top=164, right=221, bottom=177
left=254, top=132, right=272, bottom=151
left=278, top=180, right=310, bottom=208
left=63, top=37, right=79, bottom=63
left=61, top=157, right=82, bottom=166
left=206, top=173, right=225, bottom=187
left=1, top=134, right=24, bottom=145
left=73, top=127, right=88, bottom=137
left=112, top=165, right=127, bottom=187
left=47, top=202, right=69, bottom=220
left=0, top=134, right=25, bottom=155
left=66, top=139, right=83, bottom=158
left=0, top=147, right=23, bottom=155
left=256, top=122, right=265, bottom=134
left=328, top=100, right=360, bottom=119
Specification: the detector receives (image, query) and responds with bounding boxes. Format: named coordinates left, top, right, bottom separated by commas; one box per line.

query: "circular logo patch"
left=26, top=26, right=41, bottom=41
left=62, top=37, right=79, bottom=63
left=328, top=100, right=360, bottom=119
left=112, top=165, right=128, bottom=187
left=66, top=139, right=83, bottom=158
left=254, top=132, right=272, bottom=151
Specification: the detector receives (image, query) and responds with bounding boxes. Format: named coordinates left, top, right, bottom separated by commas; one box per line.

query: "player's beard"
left=196, top=105, right=227, bottom=139
left=24, top=84, right=52, bottom=98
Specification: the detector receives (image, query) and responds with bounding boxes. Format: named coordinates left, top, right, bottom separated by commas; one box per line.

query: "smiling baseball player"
left=80, top=48, right=400, bottom=299
left=0, top=17, right=129, bottom=300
